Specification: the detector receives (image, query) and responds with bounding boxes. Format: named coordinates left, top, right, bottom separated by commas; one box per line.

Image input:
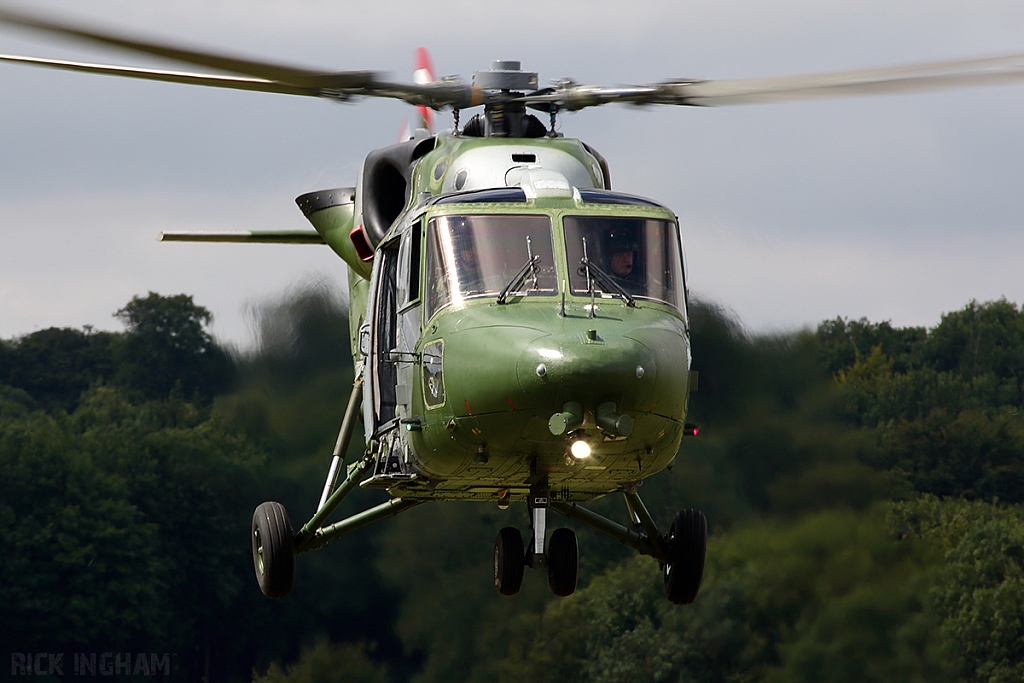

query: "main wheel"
left=547, top=528, right=579, bottom=597
left=494, top=527, right=525, bottom=596
left=252, top=501, right=295, bottom=599
left=663, top=509, right=707, bottom=605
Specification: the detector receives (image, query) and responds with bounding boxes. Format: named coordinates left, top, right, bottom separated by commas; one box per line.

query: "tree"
left=891, top=497, right=1024, bottom=683
left=818, top=317, right=926, bottom=376
left=497, top=510, right=944, bottom=683
left=0, top=326, right=117, bottom=412
left=924, top=299, right=1024, bottom=384
left=0, top=386, right=265, bottom=680
left=252, top=640, right=390, bottom=683
left=115, top=292, right=233, bottom=401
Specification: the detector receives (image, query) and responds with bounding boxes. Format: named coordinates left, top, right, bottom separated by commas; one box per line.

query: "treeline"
left=0, top=292, right=233, bottom=412
left=2, top=293, right=1024, bottom=682
left=490, top=299, right=1024, bottom=683
left=1, top=288, right=401, bottom=682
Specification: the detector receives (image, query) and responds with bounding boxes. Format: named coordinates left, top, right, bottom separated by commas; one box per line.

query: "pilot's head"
left=459, top=244, right=478, bottom=269
left=610, top=249, right=633, bottom=277
left=606, top=230, right=636, bottom=278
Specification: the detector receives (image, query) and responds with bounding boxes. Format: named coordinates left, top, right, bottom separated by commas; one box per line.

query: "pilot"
left=605, top=229, right=642, bottom=293
left=453, top=230, right=486, bottom=293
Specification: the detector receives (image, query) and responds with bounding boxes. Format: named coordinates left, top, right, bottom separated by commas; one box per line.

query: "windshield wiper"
left=578, top=256, right=636, bottom=308
left=497, top=255, right=541, bottom=304
left=498, top=235, right=542, bottom=305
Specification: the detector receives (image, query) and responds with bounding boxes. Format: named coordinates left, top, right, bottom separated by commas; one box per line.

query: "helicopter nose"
left=515, top=329, right=658, bottom=416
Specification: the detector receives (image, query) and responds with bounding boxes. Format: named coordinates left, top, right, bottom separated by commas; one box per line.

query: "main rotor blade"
left=0, top=7, right=376, bottom=90
left=524, top=53, right=1024, bottom=110
left=0, top=53, right=313, bottom=96
left=0, top=7, right=483, bottom=107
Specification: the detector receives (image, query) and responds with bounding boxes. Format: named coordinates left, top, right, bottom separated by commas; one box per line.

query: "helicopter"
left=3, top=7, right=1024, bottom=604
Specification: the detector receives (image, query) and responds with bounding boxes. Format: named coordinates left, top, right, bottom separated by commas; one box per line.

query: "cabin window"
left=424, top=214, right=557, bottom=320
left=397, top=223, right=422, bottom=308
left=564, top=216, right=685, bottom=309
left=409, top=224, right=421, bottom=303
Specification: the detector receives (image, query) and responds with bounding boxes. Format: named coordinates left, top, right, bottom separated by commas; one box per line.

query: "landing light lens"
left=570, top=440, right=591, bottom=460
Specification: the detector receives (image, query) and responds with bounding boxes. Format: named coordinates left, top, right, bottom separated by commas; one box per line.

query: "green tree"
left=0, top=326, right=118, bottom=412
left=0, top=386, right=264, bottom=680
left=891, top=497, right=1024, bottom=683
left=923, top=299, right=1024, bottom=384
left=115, top=292, right=234, bottom=401
left=252, top=640, right=390, bottom=683
left=497, top=510, right=943, bottom=683
left=818, top=317, right=926, bottom=376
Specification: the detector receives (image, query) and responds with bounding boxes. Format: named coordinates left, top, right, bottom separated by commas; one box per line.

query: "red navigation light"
left=349, top=224, right=375, bottom=263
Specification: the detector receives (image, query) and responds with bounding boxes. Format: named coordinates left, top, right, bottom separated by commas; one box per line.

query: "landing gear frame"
left=250, top=378, right=706, bottom=605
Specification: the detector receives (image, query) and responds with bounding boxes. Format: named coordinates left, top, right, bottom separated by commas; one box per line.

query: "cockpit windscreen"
left=425, top=215, right=557, bottom=319
left=564, top=216, right=684, bottom=309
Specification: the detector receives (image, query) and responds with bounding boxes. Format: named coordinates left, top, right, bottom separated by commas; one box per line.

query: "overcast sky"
left=2, top=0, right=1024, bottom=348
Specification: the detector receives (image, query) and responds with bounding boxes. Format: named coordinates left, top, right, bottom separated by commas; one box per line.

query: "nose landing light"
left=570, top=440, right=592, bottom=460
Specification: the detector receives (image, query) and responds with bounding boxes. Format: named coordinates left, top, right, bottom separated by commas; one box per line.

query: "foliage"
left=0, top=292, right=234, bottom=411
left=0, top=386, right=263, bottom=679
left=0, top=326, right=118, bottom=412
left=252, top=640, right=390, bottom=683
left=5, top=291, right=1024, bottom=683
left=115, top=292, right=235, bottom=401
left=890, top=496, right=1024, bottom=683
left=499, top=509, right=945, bottom=683
left=817, top=317, right=926, bottom=376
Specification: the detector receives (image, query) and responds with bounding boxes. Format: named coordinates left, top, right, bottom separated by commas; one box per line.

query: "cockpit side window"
left=564, top=216, right=685, bottom=309
left=424, top=224, right=453, bottom=321
left=424, top=214, right=557, bottom=320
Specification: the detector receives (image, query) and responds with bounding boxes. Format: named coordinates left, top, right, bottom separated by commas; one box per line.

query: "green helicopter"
left=4, top=6, right=1024, bottom=603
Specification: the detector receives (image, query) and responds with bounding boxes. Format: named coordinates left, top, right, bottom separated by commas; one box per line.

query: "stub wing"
left=159, top=231, right=325, bottom=244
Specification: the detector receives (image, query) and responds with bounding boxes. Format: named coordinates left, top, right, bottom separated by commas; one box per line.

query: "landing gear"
left=494, top=527, right=525, bottom=596
left=491, top=490, right=705, bottom=604
left=495, top=488, right=580, bottom=597
left=663, top=509, right=707, bottom=605
left=252, top=501, right=295, bottom=599
left=547, top=528, right=578, bottom=596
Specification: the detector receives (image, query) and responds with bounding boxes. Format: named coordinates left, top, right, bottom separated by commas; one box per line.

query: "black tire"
left=252, top=501, right=295, bottom=599
left=547, top=528, right=579, bottom=597
left=663, top=509, right=706, bottom=605
left=494, top=527, right=525, bottom=596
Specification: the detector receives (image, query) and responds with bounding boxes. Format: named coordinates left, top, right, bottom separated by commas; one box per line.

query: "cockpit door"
left=365, top=239, right=400, bottom=435
left=394, top=222, right=423, bottom=418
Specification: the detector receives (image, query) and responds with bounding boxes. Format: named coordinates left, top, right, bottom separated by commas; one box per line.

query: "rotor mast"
left=469, top=60, right=542, bottom=137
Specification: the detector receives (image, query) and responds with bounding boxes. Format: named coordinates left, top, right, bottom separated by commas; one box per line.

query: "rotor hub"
left=472, top=60, right=538, bottom=92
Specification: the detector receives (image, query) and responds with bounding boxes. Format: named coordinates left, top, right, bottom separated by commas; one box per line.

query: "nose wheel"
left=547, top=527, right=578, bottom=596
left=493, top=501, right=579, bottom=597
left=494, top=527, right=526, bottom=596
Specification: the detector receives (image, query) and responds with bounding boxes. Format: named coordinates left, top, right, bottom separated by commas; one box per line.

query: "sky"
left=2, top=0, right=1024, bottom=348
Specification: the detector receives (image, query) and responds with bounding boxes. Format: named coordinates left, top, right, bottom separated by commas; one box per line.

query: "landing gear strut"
left=250, top=378, right=425, bottom=599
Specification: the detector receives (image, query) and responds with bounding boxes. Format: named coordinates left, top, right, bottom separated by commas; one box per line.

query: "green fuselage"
left=306, top=135, right=693, bottom=504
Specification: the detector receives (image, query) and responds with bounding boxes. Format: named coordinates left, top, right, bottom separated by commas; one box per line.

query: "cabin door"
left=366, top=240, right=399, bottom=435
left=394, top=223, right=422, bottom=420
